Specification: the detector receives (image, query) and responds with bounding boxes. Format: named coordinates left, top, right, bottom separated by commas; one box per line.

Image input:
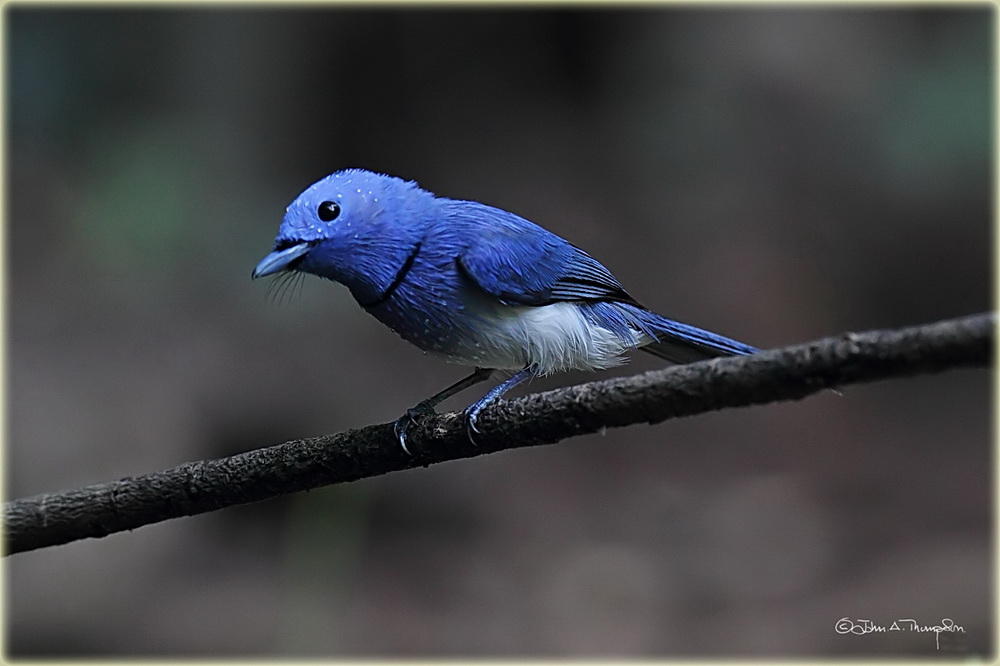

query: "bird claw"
left=393, top=402, right=437, bottom=455
left=463, top=404, right=486, bottom=447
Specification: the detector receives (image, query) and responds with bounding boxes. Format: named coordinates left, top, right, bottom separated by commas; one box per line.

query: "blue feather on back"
left=442, top=198, right=757, bottom=364
left=446, top=200, right=637, bottom=307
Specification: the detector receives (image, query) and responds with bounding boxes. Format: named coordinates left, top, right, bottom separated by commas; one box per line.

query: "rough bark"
left=4, top=312, right=993, bottom=556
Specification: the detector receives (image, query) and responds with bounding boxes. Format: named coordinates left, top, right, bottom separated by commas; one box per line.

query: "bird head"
left=252, top=168, right=436, bottom=305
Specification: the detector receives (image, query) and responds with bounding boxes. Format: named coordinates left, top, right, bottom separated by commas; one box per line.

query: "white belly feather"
left=443, top=301, right=651, bottom=374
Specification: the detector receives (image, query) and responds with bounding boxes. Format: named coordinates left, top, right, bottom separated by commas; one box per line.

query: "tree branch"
left=5, top=312, right=993, bottom=556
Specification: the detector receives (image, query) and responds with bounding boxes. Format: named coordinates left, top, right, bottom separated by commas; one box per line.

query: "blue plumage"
left=253, top=168, right=758, bottom=451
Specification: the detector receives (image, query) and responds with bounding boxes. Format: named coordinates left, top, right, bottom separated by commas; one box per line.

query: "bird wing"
left=450, top=201, right=640, bottom=307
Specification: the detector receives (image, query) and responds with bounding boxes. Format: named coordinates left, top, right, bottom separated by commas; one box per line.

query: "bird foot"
left=463, top=402, right=491, bottom=447
left=393, top=401, right=437, bottom=455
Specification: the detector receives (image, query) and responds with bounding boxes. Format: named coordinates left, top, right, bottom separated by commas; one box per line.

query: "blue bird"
left=253, top=169, right=758, bottom=453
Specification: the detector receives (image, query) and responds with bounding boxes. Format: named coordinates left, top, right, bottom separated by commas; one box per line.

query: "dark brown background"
left=7, top=6, right=992, bottom=657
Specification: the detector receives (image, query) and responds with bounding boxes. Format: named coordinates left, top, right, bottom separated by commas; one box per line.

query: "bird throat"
left=356, top=241, right=423, bottom=308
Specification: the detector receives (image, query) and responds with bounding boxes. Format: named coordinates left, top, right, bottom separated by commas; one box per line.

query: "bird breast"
left=362, top=255, right=649, bottom=374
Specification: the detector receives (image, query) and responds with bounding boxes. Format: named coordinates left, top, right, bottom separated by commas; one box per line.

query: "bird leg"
left=394, top=367, right=494, bottom=454
left=464, top=365, right=537, bottom=443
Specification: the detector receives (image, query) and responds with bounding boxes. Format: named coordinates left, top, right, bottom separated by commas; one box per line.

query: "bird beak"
left=251, top=242, right=313, bottom=279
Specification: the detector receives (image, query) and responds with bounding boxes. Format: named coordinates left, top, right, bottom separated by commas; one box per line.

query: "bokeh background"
left=6, top=6, right=992, bottom=658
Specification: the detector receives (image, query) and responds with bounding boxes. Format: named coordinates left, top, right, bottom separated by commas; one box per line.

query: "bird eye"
left=317, top=201, right=341, bottom=222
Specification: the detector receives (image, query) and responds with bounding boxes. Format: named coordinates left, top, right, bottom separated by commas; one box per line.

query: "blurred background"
left=6, top=6, right=992, bottom=658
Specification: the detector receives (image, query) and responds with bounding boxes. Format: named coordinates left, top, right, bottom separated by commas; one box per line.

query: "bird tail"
left=608, top=302, right=759, bottom=364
